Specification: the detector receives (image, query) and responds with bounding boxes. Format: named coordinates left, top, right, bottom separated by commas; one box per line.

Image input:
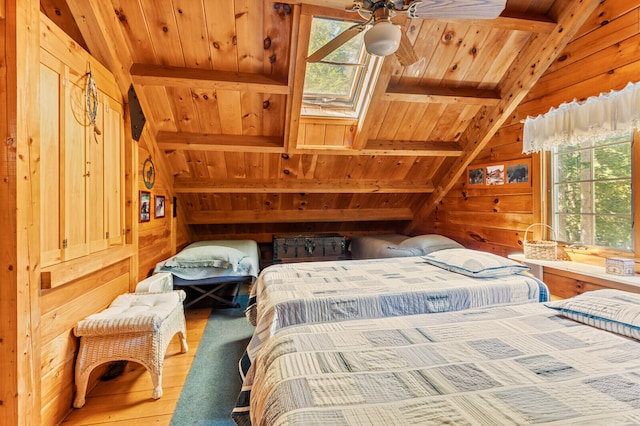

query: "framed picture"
left=486, top=164, right=505, bottom=185
left=468, top=167, right=485, bottom=185
left=506, top=161, right=530, bottom=185
left=155, top=195, right=166, bottom=218
left=139, top=191, right=150, bottom=222
left=466, top=159, right=531, bottom=188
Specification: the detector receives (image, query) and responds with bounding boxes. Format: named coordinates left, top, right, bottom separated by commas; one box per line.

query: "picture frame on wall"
left=486, top=164, right=505, bottom=185
left=155, top=195, right=165, bottom=218
left=466, top=159, right=531, bottom=188
left=506, top=162, right=529, bottom=184
left=139, top=191, right=150, bottom=222
left=468, top=167, right=485, bottom=185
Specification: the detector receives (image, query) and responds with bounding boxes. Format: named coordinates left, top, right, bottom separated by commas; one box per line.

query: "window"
left=302, top=16, right=382, bottom=118
left=550, top=131, right=634, bottom=251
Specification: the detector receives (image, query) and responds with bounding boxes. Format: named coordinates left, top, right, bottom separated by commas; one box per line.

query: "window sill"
left=508, top=253, right=640, bottom=288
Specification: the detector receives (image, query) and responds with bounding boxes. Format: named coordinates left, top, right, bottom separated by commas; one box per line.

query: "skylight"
left=302, top=17, right=382, bottom=119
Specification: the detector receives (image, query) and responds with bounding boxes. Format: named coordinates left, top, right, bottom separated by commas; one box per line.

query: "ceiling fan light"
left=364, top=21, right=401, bottom=57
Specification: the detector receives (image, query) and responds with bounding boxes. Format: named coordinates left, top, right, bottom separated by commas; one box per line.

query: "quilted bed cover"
left=243, top=256, right=549, bottom=370
left=236, top=301, right=640, bottom=425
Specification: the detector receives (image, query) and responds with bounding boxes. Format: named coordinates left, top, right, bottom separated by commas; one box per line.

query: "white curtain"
left=522, top=81, right=640, bottom=154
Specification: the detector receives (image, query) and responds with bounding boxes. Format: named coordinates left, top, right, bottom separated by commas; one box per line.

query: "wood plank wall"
left=137, top=142, right=191, bottom=279
left=424, top=0, right=640, bottom=258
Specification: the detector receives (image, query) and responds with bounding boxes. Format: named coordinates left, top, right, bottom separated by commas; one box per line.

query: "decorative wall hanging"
left=142, top=156, right=155, bottom=189
left=523, top=81, right=640, bottom=153
left=139, top=191, right=151, bottom=222
left=155, top=195, right=165, bottom=219
left=466, top=159, right=531, bottom=188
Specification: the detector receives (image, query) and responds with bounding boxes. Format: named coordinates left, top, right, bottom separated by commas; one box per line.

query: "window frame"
left=541, top=129, right=640, bottom=259
left=301, top=15, right=383, bottom=119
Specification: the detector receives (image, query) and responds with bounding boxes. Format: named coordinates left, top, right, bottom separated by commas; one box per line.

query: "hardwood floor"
left=61, top=305, right=212, bottom=425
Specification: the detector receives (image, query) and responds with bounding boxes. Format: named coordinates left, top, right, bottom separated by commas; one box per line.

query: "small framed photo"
left=506, top=162, right=529, bottom=184
left=468, top=167, right=485, bottom=185
left=486, top=164, right=505, bottom=185
left=155, top=195, right=166, bottom=218
left=139, top=191, right=151, bottom=222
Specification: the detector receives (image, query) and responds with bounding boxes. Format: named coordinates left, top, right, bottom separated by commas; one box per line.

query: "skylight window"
left=302, top=17, right=382, bottom=118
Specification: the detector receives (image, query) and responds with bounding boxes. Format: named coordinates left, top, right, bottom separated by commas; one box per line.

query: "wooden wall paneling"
left=574, top=0, right=639, bottom=38
left=542, top=8, right=639, bottom=76
left=409, top=103, right=447, bottom=140
left=140, top=86, right=177, bottom=132
left=173, top=0, right=211, bottom=70
left=192, top=88, right=223, bottom=133
left=39, top=269, right=129, bottom=424
left=1, top=1, right=42, bottom=424
left=529, top=33, right=640, bottom=102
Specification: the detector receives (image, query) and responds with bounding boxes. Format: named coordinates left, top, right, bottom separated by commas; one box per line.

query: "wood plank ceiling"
left=41, top=0, right=601, bottom=237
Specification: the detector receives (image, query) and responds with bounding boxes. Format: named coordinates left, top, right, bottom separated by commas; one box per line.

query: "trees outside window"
left=551, top=132, right=633, bottom=251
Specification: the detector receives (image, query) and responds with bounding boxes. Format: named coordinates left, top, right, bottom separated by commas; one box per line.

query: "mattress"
left=235, top=291, right=640, bottom=425
left=242, top=254, right=549, bottom=376
left=155, top=239, right=260, bottom=281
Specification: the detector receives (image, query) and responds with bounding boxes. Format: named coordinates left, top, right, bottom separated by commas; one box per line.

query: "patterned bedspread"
left=235, top=302, right=640, bottom=425
left=243, top=257, right=548, bottom=370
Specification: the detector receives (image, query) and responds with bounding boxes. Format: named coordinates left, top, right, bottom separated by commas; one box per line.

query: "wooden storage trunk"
left=273, top=233, right=346, bottom=264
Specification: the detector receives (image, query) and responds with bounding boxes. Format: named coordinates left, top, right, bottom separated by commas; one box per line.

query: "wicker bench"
left=72, top=285, right=188, bottom=408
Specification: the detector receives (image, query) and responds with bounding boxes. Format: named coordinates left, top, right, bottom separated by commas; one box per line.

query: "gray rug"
left=171, top=296, right=254, bottom=426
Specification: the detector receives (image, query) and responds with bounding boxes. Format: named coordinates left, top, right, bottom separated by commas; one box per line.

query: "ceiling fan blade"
left=306, top=23, right=368, bottom=63
left=395, top=29, right=419, bottom=66
left=407, top=0, right=507, bottom=20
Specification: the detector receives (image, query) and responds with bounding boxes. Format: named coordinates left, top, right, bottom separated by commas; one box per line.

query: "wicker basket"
left=524, top=223, right=557, bottom=260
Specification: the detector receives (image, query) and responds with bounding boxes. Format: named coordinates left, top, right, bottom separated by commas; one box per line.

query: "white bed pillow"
left=423, top=248, right=529, bottom=277
left=545, top=289, right=640, bottom=340
left=164, top=244, right=248, bottom=271
left=398, top=234, right=463, bottom=255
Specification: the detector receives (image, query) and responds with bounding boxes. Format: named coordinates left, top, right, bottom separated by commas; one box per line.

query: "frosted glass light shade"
left=364, top=21, right=401, bottom=56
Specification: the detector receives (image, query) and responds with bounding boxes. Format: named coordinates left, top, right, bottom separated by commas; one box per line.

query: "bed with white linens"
left=234, top=289, right=640, bottom=425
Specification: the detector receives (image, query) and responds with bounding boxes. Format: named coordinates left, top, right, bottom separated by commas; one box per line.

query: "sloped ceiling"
left=41, top=0, right=600, bottom=238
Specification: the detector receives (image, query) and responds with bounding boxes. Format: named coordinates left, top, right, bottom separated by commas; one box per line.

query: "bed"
left=234, top=289, right=640, bottom=425
left=155, top=239, right=260, bottom=308
left=348, top=233, right=463, bottom=260
left=241, top=248, right=549, bottom=378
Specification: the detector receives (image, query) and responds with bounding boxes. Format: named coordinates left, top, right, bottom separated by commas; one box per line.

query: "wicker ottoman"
left=72, top=290, right=188, bottom=408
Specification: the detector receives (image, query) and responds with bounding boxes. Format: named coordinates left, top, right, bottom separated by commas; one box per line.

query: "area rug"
left=171, top=295, right=254, bottom=426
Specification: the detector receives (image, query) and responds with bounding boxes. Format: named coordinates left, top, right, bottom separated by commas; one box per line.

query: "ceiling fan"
left=306, top=0, right=507, bottom=67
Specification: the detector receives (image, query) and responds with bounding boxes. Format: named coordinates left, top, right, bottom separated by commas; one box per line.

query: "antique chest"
left=273, top=233, right=346, bottom=264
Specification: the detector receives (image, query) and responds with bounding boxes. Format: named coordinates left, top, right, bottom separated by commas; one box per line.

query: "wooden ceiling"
left=41, top=0, right=601, bottom=237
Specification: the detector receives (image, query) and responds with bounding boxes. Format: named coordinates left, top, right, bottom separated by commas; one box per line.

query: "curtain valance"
left=522, top=81, right=640, bottom=154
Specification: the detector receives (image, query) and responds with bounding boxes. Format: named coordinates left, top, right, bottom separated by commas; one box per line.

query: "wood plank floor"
left=61, top=305, right=212, bottom=425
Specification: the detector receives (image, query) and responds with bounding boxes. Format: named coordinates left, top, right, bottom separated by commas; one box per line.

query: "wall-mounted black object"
left=128, top=84, right=146, bottom=141
left=173, top=196, right=177, bottom=218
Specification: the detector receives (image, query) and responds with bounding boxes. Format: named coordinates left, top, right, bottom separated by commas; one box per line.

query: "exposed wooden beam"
left=495, top=11, right=556, bottom=34
left=130, top=63, right=290, bottom=95
left=156, top=131, right=284, bottom=153
left=173, top=178, right=434, bottom=194
left=361, top=140, right=463, bottom=156
left=186, top=208, right=414, bottom=224
left=384, top=84, right=501, bottom=106
left=406, top=0, right=602, bottom=235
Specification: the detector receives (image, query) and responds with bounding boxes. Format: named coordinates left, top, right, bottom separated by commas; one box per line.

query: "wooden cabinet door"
left=39, top=57, right=63, bottom=267
left=87, top=92, right=107, bottom=253
left=62, top=65, right=89, bottom=260
left=103, top=95, right=124, bottom=247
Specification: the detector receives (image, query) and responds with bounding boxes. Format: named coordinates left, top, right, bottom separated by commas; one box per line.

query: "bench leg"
left=179, top=330, right=188, bottom=353
left=73, top=369, right=91, bottom=408
left=151, top=370, right=163, bottom=399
